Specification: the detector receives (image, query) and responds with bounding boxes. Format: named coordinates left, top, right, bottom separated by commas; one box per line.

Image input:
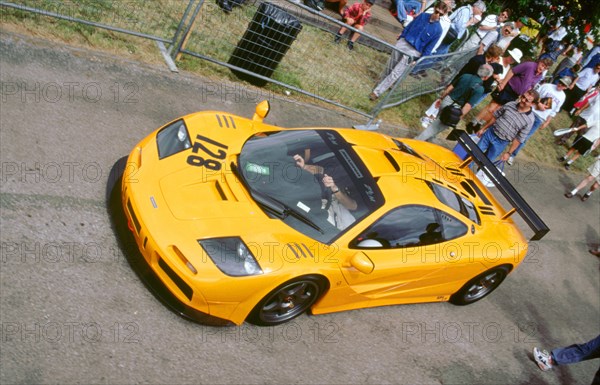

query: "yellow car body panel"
left=118, top=107, right=535, bottom=326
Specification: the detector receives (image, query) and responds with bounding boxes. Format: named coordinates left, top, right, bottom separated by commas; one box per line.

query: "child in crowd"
left=334, top=0, right=374, bottom=50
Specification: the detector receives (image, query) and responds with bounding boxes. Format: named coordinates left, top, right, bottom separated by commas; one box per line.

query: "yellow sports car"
left=110, top=101, right=548, bottom=326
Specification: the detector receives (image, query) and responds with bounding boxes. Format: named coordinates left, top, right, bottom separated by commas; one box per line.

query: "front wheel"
left=450, top=266, right=510, bottom=306
left=247, top=276, right=327, bottom=326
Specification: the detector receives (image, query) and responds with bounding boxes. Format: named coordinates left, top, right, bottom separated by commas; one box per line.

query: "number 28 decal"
left=187, top=135, right=228, bottom=171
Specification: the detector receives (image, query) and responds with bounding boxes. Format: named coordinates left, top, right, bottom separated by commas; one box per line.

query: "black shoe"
left=217, top=0, right=232, bottom=12
left=564, top=192, right=574, bottom=198
left=467, top=122, right=481, bottom=134
left=347, top=41, right=354, bottom=50
left=334, top=33, right=342, bottom=43
left=557, top=156, right=566, bottom=162
left=582, top=193, right=592, bottom=202
left=304, top=0, right=322, bottom=11
left=466, top=122, right=475, bottom=134
left=564, top=163, right=571, bottom=170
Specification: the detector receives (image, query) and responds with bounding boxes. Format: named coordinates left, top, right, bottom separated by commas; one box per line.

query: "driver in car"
left=293, top=153, right=357, bottom=230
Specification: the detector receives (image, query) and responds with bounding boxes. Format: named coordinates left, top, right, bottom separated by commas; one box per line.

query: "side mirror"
left=252, top=100, right=270, bottom=122
left=349, top=252, right=374, bottom=274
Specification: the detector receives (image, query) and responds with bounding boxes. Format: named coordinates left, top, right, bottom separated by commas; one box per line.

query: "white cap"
left=508, top=48, right=523, bottom=63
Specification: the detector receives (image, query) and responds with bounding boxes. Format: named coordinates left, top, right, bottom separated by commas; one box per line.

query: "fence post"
left=171, top=0, right=205, bottom=61
left=168, top=0, right=198, bottom=55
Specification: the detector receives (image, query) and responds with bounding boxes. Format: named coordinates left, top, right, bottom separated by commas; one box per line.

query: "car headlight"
left=199, top=238, right=262, bottom=276
left=156, top=119, right=191, bottom=159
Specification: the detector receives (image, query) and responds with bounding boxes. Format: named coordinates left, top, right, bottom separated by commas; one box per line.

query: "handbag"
left=442, top=27, right=459, bottom=45
left=440, top=104, right=462, bottom=127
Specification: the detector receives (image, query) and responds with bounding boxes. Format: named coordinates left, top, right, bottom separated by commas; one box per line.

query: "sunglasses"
left=521, top=95, right=534, bottom=103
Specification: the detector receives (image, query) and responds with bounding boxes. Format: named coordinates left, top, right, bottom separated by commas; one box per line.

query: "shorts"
left=588, top=158, right=600, bottom=183
left=572, top=136, right=593, bottom=155
left=491, top=84, right=518, bottom=105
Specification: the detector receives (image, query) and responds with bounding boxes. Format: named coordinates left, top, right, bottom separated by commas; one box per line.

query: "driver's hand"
left=293, top=154, right=305, bottom=169
left=322, top=174, right=337, bottom=191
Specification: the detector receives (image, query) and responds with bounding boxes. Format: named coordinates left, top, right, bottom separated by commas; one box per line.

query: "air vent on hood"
left=445, top=166, right=465, bottom=177
left=285, top=243, right=314, bottom=259
left=215, top=114, right=237, bottom=129
left=478, top=206, right=496, bottom=216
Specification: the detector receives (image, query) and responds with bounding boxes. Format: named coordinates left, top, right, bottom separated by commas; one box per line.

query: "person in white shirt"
left=558, top=95, right=600, bottom=170
left=563, top=155, right=600, bottom=201
left=562, top=63, right=600, bottom=112
left=496, top=18, right=525, bottom=51
left=459, top=7, right=512, bottom=53
left=582, top=45, right=600, bottom=68
left=434, top=0, right=485, bottom=55
left=556, top=85, right=600, bottom=145
left=507, top=77, right=570, bottom=164
left=542, top=16, right=574, bottom=55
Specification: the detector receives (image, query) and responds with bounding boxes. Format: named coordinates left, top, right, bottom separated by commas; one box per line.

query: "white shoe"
left=403, top=15, right=414, bottom=27
left=507, top=156, right=514, bottom=166
left=533, top=347, right=554, bottom=371
left=420, top=116, right=433, bottom=128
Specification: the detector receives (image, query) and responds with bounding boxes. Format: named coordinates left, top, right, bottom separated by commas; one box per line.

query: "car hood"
left=159, top=166, right=253, bottom=220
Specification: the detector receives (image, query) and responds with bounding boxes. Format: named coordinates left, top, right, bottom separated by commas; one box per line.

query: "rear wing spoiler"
left=447, top=129, right=549, bottom=241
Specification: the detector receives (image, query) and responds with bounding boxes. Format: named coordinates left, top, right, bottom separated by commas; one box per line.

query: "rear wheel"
left=247, top=276, right=327, bottom=326
left=450, top=266, right=510, bottom=305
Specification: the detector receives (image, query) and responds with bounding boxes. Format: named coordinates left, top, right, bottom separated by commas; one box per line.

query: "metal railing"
left=1, top=0, right=478, bottom=125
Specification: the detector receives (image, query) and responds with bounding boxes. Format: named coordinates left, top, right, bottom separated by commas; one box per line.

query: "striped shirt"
left=492, top=101, right=535, bottom=143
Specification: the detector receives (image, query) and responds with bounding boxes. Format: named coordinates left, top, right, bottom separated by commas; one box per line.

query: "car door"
left=340, top=205, right=470, bottom=301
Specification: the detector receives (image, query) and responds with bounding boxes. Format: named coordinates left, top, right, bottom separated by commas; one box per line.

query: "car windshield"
left=238, top=130, right=384, bottom=243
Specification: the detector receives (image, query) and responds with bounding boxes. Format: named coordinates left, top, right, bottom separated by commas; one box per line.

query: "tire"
left=106, top=156, right=128, bottom=204
left=449, top=266, right=510, bottom=306
left=247, top=276, right=327, bottom=326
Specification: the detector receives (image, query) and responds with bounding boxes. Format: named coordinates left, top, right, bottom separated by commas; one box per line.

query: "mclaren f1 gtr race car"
left=109, top=101, right=548, bottom=326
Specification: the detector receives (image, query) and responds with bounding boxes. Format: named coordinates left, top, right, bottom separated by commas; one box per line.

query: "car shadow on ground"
left=105, top=156, right=234, bottom=327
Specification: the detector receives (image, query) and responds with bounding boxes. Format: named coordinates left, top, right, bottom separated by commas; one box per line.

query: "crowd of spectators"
left=305, top=0, right=599, bottom=186
left=354, top=0, right=599, bottom=173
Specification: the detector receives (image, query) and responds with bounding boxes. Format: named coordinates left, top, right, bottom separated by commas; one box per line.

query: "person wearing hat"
left=334, top=0, right=374, bottom=50
left=506, top=76, right=571, bottom=165
left=501, top=48, right=522, bottom=77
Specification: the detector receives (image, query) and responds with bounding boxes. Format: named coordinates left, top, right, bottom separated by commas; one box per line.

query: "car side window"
left=355, top=205, right=437, bottom=248
left=354, top=205, right=467, bottom=248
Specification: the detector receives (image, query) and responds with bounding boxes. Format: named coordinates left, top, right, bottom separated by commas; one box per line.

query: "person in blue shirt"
left=370, top=1, right=449, bottom=100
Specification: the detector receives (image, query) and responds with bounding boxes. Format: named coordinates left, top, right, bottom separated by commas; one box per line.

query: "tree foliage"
left=488, top=0, right=599, bottom=45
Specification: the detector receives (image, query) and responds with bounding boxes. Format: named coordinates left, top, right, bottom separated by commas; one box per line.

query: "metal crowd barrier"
left=1, top=0, right=478, bottom=125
